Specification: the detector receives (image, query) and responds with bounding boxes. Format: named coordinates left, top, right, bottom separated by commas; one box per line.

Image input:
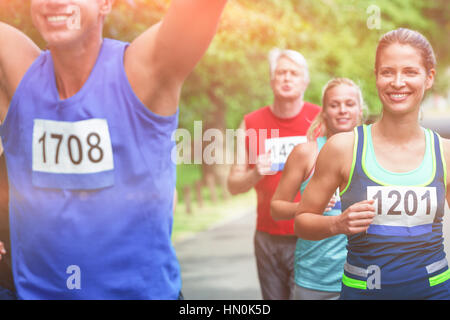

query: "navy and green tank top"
left=295, top=136, right=347, bottom=292
left=0, top=39, right=181, bottom=299
left=340, top=124, right=450, bottom=299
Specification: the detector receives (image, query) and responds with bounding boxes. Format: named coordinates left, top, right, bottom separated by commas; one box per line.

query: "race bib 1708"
left=32, top=119, right=114, bottom=174
left=366, top=186, right=438, bottom=235
left=265, top=136, right=307, bottom=171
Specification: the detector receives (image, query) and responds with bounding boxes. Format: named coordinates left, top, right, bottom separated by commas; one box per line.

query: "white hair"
left=268, top=48, right=310, bottom=82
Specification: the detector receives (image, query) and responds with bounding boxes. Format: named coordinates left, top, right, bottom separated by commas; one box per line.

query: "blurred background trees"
left=1, top=0, right=449, bottom=191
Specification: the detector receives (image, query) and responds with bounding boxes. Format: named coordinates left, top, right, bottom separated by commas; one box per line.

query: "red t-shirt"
left=244, top=103, right=321, bottom=235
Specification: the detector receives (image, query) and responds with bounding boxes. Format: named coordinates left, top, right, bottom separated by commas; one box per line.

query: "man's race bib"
left=32, top=119, right=114, bottom=190
left=366, top=186, right=438, bottom=236
left=265, top=136, right=307, bottom=171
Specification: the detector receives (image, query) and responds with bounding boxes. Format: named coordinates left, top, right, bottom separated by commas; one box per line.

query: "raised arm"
left=0, top=22, right=41, bottom=121
left=294, top=132, right=375, bottom=240
left=227, top=120, right=263, bottom=195
left=270, top=143, right=315, bottom=221
left=124, top=0, right=227, bottom=116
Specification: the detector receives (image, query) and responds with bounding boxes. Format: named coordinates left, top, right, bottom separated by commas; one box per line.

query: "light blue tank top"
left=0, top=39, right=181, bottom=299
left=295, top=136, right=348, bottom=292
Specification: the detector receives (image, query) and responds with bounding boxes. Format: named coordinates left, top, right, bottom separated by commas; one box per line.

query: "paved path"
left=175, top=209, right=261, bottom=300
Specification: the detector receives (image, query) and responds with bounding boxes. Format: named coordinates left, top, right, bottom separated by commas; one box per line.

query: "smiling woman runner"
left=295, top=28, right=450, bottom=300
left=271, top=78, right=364, bottom=300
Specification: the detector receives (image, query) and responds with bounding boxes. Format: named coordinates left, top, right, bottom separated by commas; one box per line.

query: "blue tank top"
left=340, top=125, right=448, bottom=292
left=0, top=39, right=181, bottom=299
left=295, top=136, right=347, bottom=292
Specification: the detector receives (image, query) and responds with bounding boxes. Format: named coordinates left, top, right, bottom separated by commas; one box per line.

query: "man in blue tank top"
left=0, top=0, right=227, bottom=299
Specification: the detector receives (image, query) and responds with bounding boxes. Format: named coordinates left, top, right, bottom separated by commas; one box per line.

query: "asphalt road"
left=175, top=209, right=261, bottom=300
left=420, top=116, right=450, bottom=138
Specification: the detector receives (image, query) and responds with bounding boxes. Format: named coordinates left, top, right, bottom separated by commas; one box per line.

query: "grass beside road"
left=172, top=190, right=256, bottom=243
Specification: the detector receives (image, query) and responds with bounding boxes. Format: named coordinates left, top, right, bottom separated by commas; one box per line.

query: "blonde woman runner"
left=271, top=78, right=364, bottom=299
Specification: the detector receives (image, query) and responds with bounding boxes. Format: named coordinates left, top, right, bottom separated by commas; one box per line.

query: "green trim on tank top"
left=339, top=127, right=358, bottom=196
left=362, top=124, right=436, bottom=186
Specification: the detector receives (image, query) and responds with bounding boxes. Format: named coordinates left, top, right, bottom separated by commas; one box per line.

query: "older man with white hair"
left=228, top=48, right=320, bottom=300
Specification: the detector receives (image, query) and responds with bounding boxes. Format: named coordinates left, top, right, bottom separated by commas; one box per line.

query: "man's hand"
left=125, top=0, right=227, bottom=116
left=255, top=152, right=277, bottom=176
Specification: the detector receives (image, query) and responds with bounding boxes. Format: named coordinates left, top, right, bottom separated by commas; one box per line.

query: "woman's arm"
left=271, top=143, right=315, bottom=221
left=294, top=132, right=375, bottom=240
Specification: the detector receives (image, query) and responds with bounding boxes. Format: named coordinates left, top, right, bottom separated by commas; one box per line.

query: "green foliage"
left=180, top=0, right=450, bottom=130
left=176, top=164, right=202, bottom=191
left=1, top=0, right=448, bottom=130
